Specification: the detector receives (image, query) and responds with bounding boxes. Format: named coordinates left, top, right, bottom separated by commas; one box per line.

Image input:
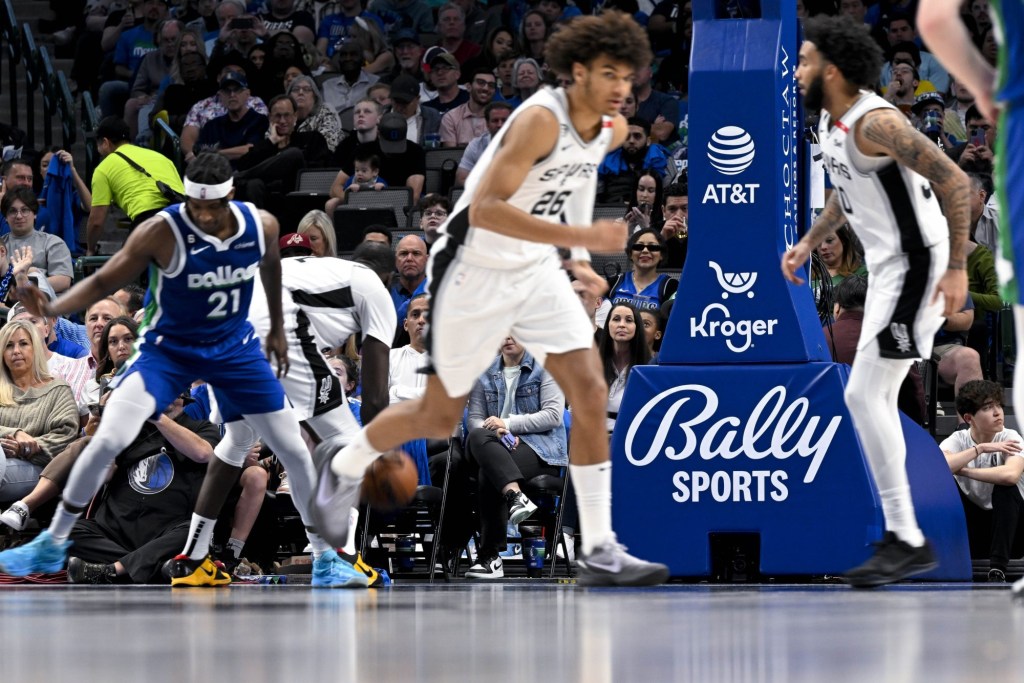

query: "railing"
left=1, top=0, right=20, bottom=128
left=82, top=91, right=99, bottom=184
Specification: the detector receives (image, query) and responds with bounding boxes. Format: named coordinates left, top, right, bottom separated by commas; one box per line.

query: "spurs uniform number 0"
left=428, top=87, right=614, bottom=396
left=818, top=91, right=950, bottom=360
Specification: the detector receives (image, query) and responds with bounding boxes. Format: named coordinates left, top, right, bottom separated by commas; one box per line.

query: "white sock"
left=331, top=429, right=382, bottom=479
left=570, top=462, right=614, bottom=555
left=48, top=503, right=82, bottom=542
left=880, top=486, right=925, bottom=547
left=182, top=514, right=217, bottom=560
left=306, top=532, right=332, bottom=559
left=341, top=507, right=359, bottom=556
left=226, top=537, right=245, bottom=560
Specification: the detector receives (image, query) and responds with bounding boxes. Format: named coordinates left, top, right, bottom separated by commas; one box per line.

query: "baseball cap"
left=279, top=232, right=314, bottom=255
left=390, top=74, right=420, bottom=104
left=219, top=71, right=249, bottom=90
left=393, top=29, right=421, bottom=46
left=912, top=90, right=945, bottom=115
left=379, top=112, right=408, bottom=154
left=430, top=52, right=460, bottom=70
left=6, top=302, right=26, bottom=323
left=421, top=46, right=448, bottom=73
left=378, top=112, right=409, bottom=154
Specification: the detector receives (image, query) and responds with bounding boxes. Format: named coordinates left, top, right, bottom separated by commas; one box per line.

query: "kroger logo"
left=707, top=126, right=755, bottom=176
left=690, top=261, right=778, bottom=352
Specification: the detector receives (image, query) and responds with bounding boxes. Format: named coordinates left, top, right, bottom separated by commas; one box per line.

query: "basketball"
left=361, top=450, right=418, bottom=510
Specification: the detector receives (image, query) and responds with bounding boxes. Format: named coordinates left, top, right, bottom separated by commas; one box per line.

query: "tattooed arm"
left=781, top=191, right=847, bottom=285
left=855, top=107, right=970, bottom=316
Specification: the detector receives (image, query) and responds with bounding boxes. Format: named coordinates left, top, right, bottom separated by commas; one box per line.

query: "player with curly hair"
left=311, top=11, right=669, bottom=586
left=782, top=15, right=971, bottom=587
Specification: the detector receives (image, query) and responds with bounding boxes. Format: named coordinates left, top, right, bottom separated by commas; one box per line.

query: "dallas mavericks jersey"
left=249, top=256, right=397, bottom=351
left=818, top=92, right=948, bottom=268
left=991, top=0, right=1024, bottom=104
left=437, top=86, right=615, bottom=269
left=143, top=201, right=265, bottom=344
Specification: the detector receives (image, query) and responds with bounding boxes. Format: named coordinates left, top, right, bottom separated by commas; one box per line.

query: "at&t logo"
left=703, top=125, right=760, bottom=205
left=690, top=261, right=778, bottom=352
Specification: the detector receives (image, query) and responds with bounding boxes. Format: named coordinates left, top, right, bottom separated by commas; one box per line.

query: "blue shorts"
left=112, top=323, right=287, bottom=422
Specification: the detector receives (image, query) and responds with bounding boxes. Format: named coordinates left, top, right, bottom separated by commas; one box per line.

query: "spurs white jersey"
left=435, top=86, right=615, bottom=269
left=249, top=255, right=397, bottom=417
left=818, top=91, right=948, bottom=268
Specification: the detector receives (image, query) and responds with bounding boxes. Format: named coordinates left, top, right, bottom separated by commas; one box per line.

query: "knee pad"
left=214, top=421, right=259, bottom=467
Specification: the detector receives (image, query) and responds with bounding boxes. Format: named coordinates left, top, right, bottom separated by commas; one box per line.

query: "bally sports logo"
left=690, top=261, right=778, bottom=352
left=703, top=126, right=760, bottom=204
left=624, top=384, right=842, bottom=503
left=707, top=126, right=755, bottom=175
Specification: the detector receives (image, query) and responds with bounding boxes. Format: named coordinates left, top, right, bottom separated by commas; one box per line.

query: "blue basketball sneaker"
left=312, top=549, right=370, bottom=588
left=0, top=531, right=70, bottom=576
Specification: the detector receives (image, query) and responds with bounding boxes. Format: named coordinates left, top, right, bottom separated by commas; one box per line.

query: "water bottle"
left=397, top=535, right=416, bottom=570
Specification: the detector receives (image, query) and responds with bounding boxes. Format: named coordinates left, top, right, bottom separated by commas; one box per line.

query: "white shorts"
left=859, top=241, right=948, bottom=361
left=427, top=254, right=595, bottom=397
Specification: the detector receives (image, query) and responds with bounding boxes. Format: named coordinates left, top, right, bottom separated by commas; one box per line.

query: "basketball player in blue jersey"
left=311, top=12, right=669, bottom=586
left=782, top=16, right=971, bottom=587
left=917, top=0, right=1024, bottom=595
left=0, top=154, right=365, bottom=588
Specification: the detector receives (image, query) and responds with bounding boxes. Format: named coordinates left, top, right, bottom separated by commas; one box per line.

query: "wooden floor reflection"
left=1, top=583, right=1021, bottom=683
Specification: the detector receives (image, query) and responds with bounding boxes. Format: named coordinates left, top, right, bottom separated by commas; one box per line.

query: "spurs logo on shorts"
left=318, top=377, right=333, bottom=405
left=889, top=323, right=912, bottom=354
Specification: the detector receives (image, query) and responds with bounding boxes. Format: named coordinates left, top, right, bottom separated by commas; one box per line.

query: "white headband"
left=184, top=178, right=234, bottom=200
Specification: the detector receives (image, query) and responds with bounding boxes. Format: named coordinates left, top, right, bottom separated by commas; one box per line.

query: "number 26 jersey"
left=438, top=86, right=615, bottom=270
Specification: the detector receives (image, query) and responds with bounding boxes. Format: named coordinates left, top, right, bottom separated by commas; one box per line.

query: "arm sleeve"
left=439, top=111, right=458, bottom=145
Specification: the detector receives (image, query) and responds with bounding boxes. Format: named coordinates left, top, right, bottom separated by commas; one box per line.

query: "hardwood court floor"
left=1, top=582, right=1020, bottom=683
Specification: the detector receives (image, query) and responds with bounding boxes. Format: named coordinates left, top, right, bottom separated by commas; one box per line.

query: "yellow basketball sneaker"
left=168, top=554, right=232, bottom=587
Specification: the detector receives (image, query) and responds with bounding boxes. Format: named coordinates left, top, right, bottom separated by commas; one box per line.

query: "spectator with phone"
left=953, top=105, right=997, bottom=177
left=463, top=336, right=567, bottom=579
left=624, top=171, right=664, bottom=233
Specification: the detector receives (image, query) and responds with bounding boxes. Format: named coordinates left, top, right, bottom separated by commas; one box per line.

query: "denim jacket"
left=467, top=352, right=568, bottom=466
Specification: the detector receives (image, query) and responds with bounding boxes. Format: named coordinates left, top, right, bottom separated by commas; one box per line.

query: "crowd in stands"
left=0, top=0, right=1011, bottom=581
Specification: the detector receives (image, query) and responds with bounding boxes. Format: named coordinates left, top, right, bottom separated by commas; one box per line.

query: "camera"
left=231, top=17, right=254, bottom=30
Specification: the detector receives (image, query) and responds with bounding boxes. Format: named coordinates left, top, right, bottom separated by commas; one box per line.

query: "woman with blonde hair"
left=298, top=210, right=338, bottom=257
left=0, top=320, right=79, bottom=503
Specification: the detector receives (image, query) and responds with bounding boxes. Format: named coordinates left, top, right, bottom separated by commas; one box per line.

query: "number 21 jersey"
left=141, top=201, right=265, bottom=345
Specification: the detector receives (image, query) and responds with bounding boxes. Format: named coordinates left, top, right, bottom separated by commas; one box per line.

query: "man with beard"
left=782, top=15, right=970, bottom=587
left=596, top=117, right=673, bottom=204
